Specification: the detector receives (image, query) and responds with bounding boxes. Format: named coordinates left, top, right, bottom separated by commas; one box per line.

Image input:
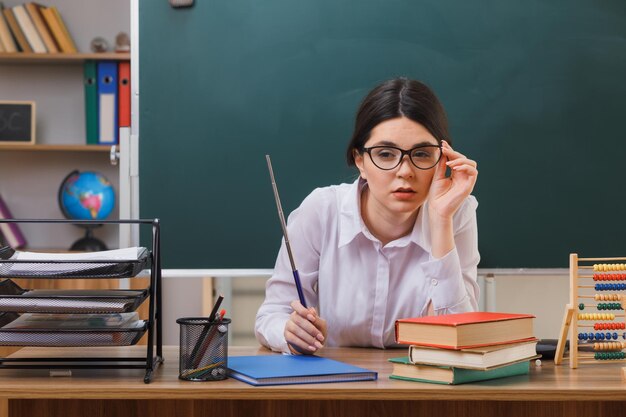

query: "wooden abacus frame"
left=555, top=254, right=626, bottom=368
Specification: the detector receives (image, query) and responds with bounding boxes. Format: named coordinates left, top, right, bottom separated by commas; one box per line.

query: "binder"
left=12, top=4, right=46, bottom=53
left=97, top=61, right=119, bottom=145
left=84, top=60, right=99, bottom=145
left=118, top=61, right=131, bottom=128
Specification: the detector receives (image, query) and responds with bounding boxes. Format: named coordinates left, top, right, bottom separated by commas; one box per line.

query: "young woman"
left=255, top=78, right=479, bottom=354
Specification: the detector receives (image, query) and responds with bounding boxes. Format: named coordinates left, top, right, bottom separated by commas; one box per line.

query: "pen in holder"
left=176, top=317, right=230, bottom=381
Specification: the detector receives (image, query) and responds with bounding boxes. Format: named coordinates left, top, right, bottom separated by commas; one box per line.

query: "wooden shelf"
left=0, top=144, right=114, bottom=152
left=0, top=52, right=130, bottom=64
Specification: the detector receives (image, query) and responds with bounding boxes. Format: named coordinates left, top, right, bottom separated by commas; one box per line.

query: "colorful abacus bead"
left=594, top=352, right=625, bottom=360
left=598, top=303, right=623, bottom=310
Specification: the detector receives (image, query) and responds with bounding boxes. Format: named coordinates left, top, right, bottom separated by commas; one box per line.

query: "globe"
left=58, top=170, right=115, bottom=251
left=59, top=170, right=115, bottom=221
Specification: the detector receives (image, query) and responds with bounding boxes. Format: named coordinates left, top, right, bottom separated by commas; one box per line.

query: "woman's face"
left=354, top=117, right=439, bottom=218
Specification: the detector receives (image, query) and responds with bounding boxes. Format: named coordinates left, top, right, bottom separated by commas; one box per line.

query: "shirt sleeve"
left=254, top=189, right=325, bottom=353
left=420, top=196, right=480, bottom=313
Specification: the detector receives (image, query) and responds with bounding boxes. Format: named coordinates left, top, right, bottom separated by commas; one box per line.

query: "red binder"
left=118, top=61, right=131, bottom=127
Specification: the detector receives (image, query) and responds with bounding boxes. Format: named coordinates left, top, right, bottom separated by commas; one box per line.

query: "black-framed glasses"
left=360, top=144, right=442, bottom=170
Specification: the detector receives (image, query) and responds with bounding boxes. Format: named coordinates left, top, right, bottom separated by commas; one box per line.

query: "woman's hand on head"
left=428, top=141, right=478, bottom=221
left=284, top=300, right=327, bottom=355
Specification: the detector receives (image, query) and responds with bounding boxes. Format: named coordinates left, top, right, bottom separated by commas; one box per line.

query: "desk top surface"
left=0, top=346, right=623, bottom=401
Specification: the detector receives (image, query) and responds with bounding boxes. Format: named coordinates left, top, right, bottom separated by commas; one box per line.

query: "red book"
left=0, top=194, right=27, bottom=249
left=118, top=61, right=131, bottom=127
left=395, top=312, right=535, bottom=350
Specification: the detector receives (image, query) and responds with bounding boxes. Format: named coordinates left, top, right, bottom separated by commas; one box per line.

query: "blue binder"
left=96, top=61, right=118, bottom=144
left=227, top=355, right=378, bottom=386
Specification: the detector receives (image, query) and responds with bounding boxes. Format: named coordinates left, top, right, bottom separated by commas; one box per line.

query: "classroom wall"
left=0, top=0, right=130, bottom=249
left=160, top=274, right=567, bottom=346
left=491, top=274, right=569, bottom=340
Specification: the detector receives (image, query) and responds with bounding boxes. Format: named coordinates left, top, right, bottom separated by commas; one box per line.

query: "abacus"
left=555, top=254, right=626, bottom=368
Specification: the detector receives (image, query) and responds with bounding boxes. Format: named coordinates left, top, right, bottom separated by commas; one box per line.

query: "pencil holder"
left=176, top=317, right=230, bottom=381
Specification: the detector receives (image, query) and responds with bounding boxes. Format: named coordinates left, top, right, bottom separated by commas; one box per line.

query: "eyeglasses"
left=360, top=144, right=442, bottom=170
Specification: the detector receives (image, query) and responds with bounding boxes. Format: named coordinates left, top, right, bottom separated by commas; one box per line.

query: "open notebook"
left=227, top=355, right=378, bottom=386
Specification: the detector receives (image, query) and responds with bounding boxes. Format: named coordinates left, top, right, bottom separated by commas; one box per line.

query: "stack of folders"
left=84, top=60, right=131, bottom=145
left=390, top=312, right=539, bottom=385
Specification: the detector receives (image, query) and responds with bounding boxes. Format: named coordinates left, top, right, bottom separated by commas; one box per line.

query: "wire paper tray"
left=0, top=280, right=149, bottom=314
left=0, top=312, right=147, bottom=347
left=0, top=246, right=150, bottom=279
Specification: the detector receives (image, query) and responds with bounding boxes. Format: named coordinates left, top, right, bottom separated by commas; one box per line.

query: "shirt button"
left=431, top=279, right=438, bottom=286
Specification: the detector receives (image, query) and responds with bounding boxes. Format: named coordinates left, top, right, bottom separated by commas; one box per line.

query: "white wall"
left=0, top=0, right=130, bottom=249
left=160, top=273, right=570, bottom=347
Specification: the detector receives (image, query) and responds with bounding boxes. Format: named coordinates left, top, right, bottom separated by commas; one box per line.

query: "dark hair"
left=346, top=78, right=450, bottom=166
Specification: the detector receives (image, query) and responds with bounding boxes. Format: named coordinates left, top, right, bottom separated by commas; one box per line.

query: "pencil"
left=188, top=295, right=223, bottom=367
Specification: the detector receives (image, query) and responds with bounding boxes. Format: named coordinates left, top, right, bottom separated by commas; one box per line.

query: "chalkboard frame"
left=0, top=101, right=36, bottom=145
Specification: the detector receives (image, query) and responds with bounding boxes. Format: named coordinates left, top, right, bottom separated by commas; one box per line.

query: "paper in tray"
left=0, top=247, right=150, bottom=278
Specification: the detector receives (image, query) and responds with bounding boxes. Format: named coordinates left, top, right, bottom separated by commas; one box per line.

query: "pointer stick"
left=266, top=155, right=307, bottom=308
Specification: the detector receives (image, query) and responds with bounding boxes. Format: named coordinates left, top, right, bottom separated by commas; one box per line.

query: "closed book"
left=0, top=7, right=17, bottom=52
left=0, top=195, right=26, bottom=249
left=84, top=60, right=98, bottom=144
left=12, top=4, right=45, bottom=53
left=2, top=8, right=32, bottom=52
left=48, top=6, right=76, bottom=52
left=395, top=312, right=535, bottom=349
left=227, top=355, right=378, bottom=386
left=25, top=3, right=58, bottom=53
left=39, top=6, right=75, bottom=53
left=389, top=356, right=530, bottom=385
left=409, top=340, right=538, bottom=370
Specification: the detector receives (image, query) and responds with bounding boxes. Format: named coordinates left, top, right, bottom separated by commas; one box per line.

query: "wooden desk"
left=0, top=346, right=624, bottom=417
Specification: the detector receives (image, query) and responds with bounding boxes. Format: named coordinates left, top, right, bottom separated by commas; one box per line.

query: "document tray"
left=0, top=312, right=147, bottom=347
left=0, top=246, right=150, bottom=279
left=0, top=279, right=149, bottom=314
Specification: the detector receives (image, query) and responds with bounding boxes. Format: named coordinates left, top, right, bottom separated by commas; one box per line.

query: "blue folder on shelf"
left=227, top=355, right=378, bottom=386
left=96, top=61, right=118, bottom=144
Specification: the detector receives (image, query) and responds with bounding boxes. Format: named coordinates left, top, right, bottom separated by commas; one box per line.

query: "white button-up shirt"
left=255, top=179, right=480, bottom=353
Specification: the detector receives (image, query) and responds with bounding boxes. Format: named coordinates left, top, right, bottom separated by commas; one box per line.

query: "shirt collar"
left=338, top=178, right=431, bottom=252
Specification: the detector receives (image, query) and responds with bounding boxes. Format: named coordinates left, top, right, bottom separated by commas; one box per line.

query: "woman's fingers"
left=285, top=331, right=317, bottom=354
left=286, top=301, right=326, bottom=353
left=290, top=310, right=322, bottom=341
left=285, top=315, right=324, bottom=351
left=446, top=158, right=477, bottom=169
left=433, top=148, right=448, bottom=181
left=450, top=164, right=478, bottom=176
left=290, top=300, right=317, bottom=322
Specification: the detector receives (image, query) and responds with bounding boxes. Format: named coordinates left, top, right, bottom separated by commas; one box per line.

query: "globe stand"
left=70, top=226, right=107, bottom=252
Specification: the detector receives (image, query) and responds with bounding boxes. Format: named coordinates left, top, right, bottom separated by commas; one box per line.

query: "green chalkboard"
left=139, top=1, right=626, bottom=269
